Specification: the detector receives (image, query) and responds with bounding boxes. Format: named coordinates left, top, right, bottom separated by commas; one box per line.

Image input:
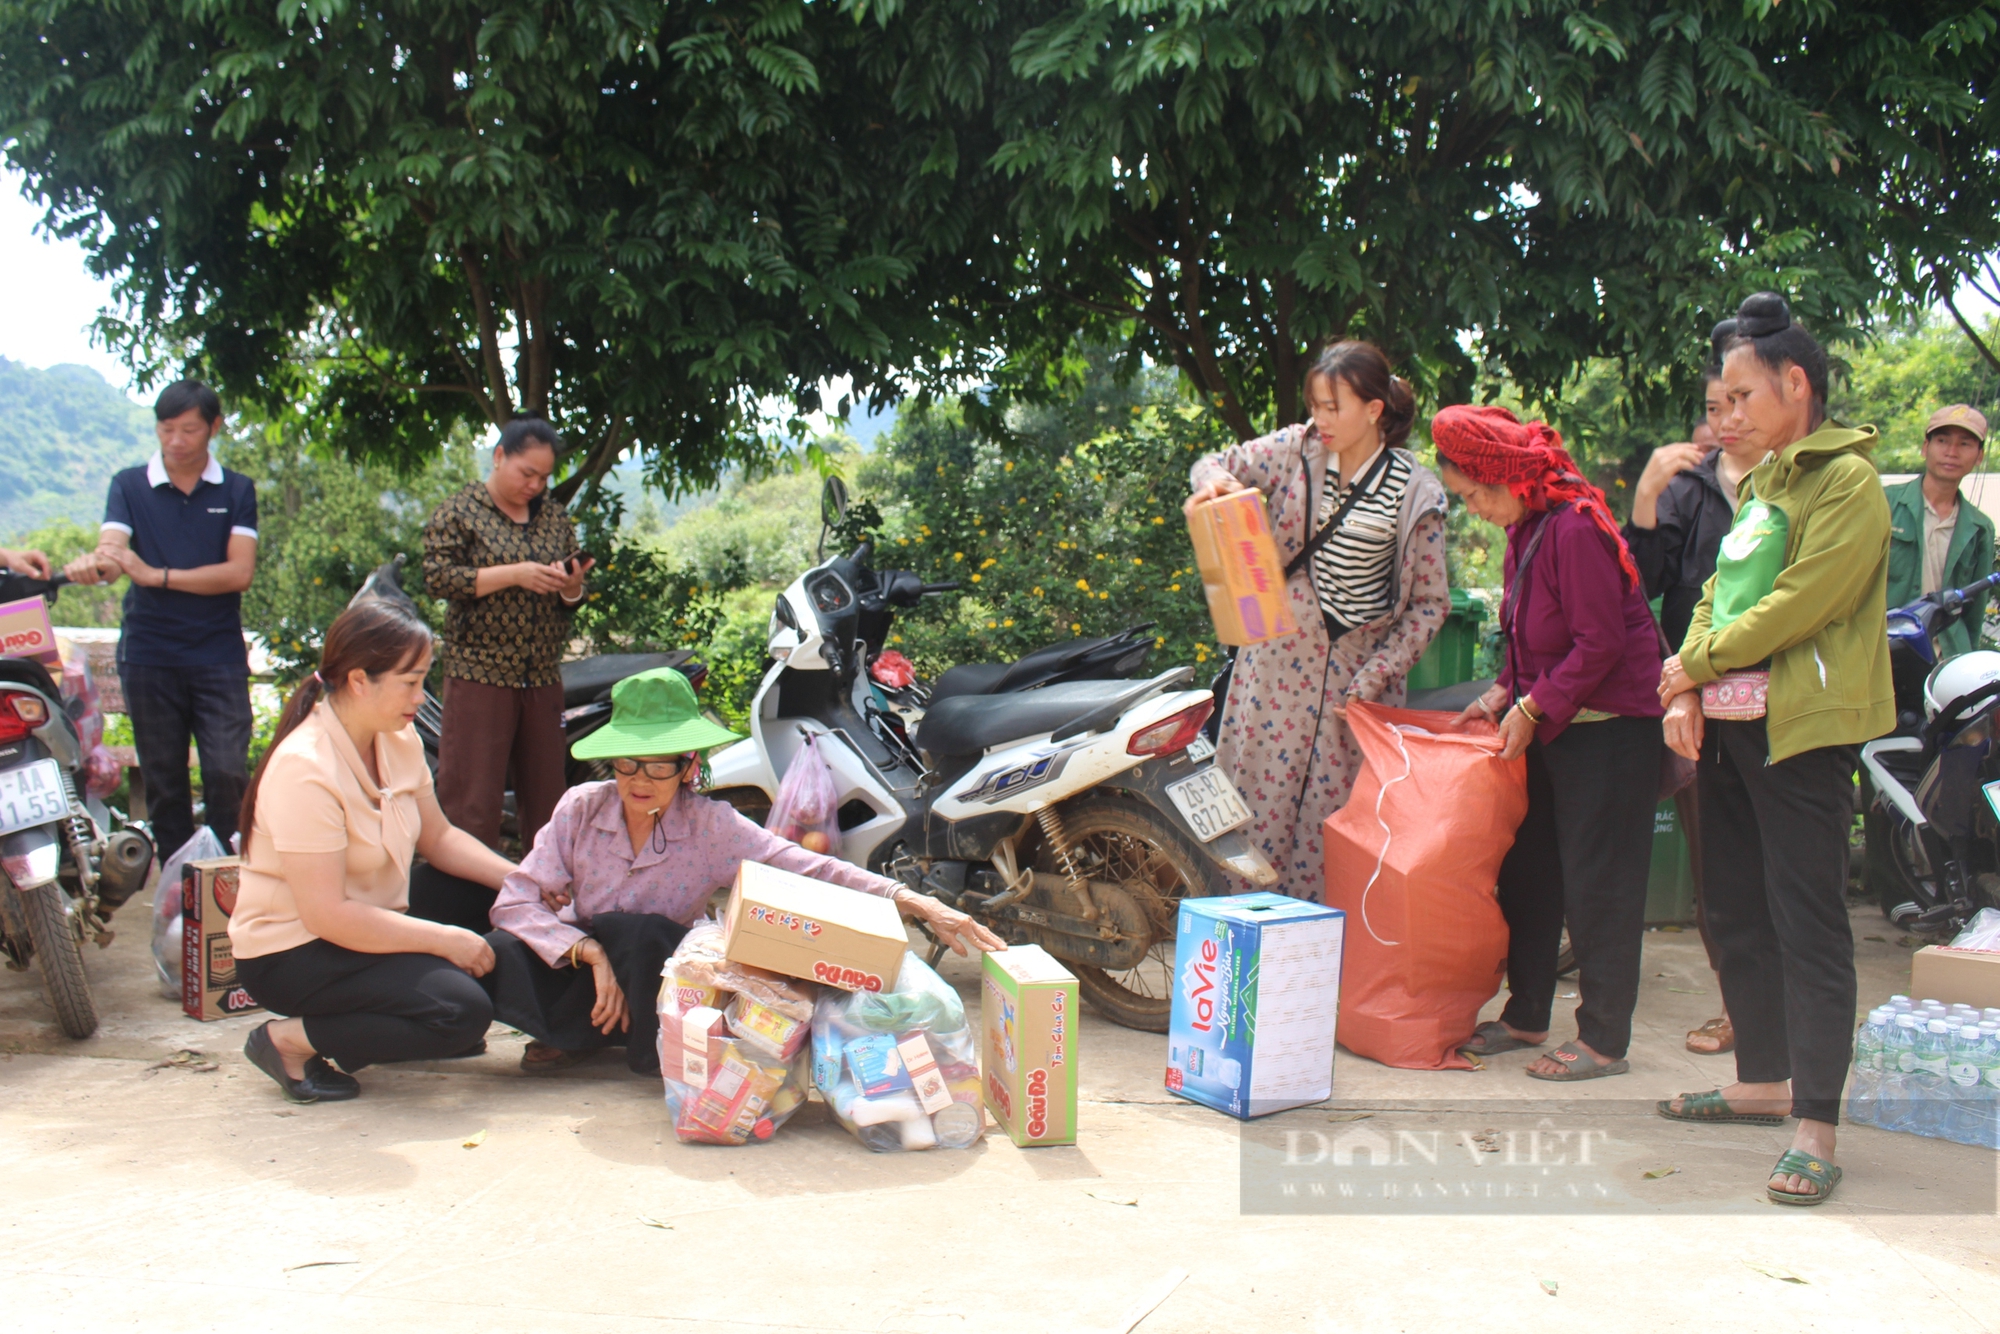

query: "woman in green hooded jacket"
left=1655, top=293, right=1893, bottom=1207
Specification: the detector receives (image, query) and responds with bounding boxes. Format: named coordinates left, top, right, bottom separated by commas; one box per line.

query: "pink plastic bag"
left=766, top=733, right=841, bottom=856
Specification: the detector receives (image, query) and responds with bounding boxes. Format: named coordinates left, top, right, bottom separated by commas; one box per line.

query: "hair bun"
left=1733, top=291, right=1792, bottom=339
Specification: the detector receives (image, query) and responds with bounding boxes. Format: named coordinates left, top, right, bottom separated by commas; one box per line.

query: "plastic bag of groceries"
left=654, top=920, right=815, bottom=1145
left=765, top=732, right=840, bottom=856
left=812, top=950, right=986, bottom=1152
left=1950, top=906, right=2000, bottom=953
left=151, top=827, right=227, bottom=999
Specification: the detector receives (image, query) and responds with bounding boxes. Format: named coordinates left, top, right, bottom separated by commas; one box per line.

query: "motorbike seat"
left=927, top=633, right=1130, bottom=701
left=0, top=656, right=59, bottom=699
left=917, top=680, right=1134, bottom=760
left=559, top=651, right=693, bottom=708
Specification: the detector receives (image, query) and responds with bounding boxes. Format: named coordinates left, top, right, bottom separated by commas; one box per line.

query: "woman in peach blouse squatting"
left=231, top=600, right=520, bottom=1103
left=481, top=668, right=1003, bottom=1075
left=1183, top=341, right=1449, bottom=900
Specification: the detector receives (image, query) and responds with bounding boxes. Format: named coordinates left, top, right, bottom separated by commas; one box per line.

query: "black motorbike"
left=1861, top=571, right=2000, bottom=935
left=0, top=572, right=154, bottom=1038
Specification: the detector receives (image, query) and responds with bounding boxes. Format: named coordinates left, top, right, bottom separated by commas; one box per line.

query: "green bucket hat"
left=570, top=667, right=742, bottom=761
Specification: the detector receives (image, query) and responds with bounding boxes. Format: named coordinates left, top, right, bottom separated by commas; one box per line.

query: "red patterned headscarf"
left=1431, top=404, right=1639, bottom=588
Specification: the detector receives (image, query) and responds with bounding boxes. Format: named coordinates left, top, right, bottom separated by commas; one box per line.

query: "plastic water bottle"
left=1847, top=1010, right=1887, bottom=1126
left=1983, top=1007, right=2000, bottom=1025
left=1945, top=1023, right=1984, bottom=1145
left=1912, top=1019, right=1953, bottom=1136
left=1881, top=1014, right=1921, bottom=1132
left=1889, top=994, right=1913, bottom=1012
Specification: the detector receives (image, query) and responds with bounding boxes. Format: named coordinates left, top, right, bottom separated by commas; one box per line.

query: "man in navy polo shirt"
left=65, top=381, right=259, bottom=860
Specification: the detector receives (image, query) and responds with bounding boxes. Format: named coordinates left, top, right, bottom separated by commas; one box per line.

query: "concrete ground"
left=1, top=905, right=1994, bottom=1333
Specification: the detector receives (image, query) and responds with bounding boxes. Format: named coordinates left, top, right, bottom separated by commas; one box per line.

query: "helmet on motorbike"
left=1923, top=650, right=2000, bottom=720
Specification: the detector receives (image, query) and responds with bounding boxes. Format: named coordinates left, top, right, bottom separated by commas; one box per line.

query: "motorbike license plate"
left=1166, top=767, right=1251, bottom=842
left=0, top=759, right=66, bottom=837
left=1185, top=733, right=1216, bottom=764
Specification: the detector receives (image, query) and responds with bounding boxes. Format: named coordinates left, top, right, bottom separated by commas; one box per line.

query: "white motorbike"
left=705, top=495, right=1277, bottom=1031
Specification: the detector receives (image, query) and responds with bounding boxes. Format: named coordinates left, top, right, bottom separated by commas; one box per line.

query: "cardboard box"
left=1186, top=489, right=1299, bottom=646
left=981, top=945, right=1078, bottom=1147
left=1166, top=893, right=1344, bottom=1119
left=722, top=860, right=907, bottom=993
left=181, top=856, right=262, bottom=1021
left=0, top=595, right=60, bottom=668
left=1911, top=946, right=2000, bottom=1011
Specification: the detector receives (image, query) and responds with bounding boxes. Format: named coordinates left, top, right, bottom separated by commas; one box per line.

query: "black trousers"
left=407, top=862, right=499, bottom=935
left=1497, top=715, right=1662, bottom=1059
left=235, top=939, right=493, bottom=1073
left=1698, top=718, right=1858, bottom=1126
left=482, top=914, right=688, bottom=1074
left=120, top=662, right=253, bottom=860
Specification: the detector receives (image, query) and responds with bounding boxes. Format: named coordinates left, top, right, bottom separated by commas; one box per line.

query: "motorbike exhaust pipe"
left=95, top=828, right=155, bottom=910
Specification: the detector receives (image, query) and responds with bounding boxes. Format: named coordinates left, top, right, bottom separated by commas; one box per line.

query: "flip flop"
left=1458, top=1021, right=1540, bottom=1058
left=1686, top=1016, right=1735, bottom=1055
left=1654, top=1088, right=1787, bottom=1125
left=1767, top=1149, right=1842, bottom=1206
left=1525, top=1041, right=1629, bottom=1081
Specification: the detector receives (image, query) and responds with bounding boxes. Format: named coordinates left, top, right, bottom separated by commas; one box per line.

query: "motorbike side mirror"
left=821, top=476, right=850, bottom=527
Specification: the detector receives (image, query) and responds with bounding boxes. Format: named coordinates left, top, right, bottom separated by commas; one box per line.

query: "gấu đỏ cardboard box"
left=722, top=859, right=907, bottom=993
left=182, top=856, right=263, bottom=1021
left=0, top=595, right=61, bottom=668
left=981, top=944, right=1078, bottom=1147
left=1186, top=488, right=1299, bottom=646
left=1910, top=945, right=2000, bottom=1011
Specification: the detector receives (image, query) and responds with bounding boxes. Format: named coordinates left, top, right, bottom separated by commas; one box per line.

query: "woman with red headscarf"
left=1433, top=405, right=1664, bottom=1082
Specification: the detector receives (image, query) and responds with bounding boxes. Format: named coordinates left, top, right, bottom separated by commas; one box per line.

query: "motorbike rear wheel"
left=17, top=883, right=98, bottom=1039
left=1030, top=794, right=1222, bottom=1032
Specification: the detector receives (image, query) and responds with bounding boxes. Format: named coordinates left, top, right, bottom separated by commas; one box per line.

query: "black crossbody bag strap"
left=1284, top=446, right=1396, bottom=583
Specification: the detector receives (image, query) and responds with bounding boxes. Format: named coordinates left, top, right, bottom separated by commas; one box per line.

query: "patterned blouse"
left=489, top=782, right=901, bottom=965
left=421, top=481, right=579, bottom=688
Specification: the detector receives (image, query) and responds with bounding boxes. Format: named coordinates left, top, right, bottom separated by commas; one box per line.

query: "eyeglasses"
left=610, top=756, right=694, bottom=779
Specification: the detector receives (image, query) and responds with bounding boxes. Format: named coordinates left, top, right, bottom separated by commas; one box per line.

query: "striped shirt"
left=1311, top=447, right=1411, bottom=637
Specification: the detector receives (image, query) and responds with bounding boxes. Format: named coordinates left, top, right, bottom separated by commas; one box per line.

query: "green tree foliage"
left=892, top=0, right=2000, bottom=436
left=0, top=1, right=1005, bottom=493
left=227, top=425, right=482, bottom=683
left=1832, top=317, right=2000, bottom=472
left=853, top=358, right=1233, bottom=675
left=0, top=359, right=151, bottom=535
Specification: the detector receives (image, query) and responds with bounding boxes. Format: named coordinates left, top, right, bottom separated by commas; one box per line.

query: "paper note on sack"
left=722, top=860, right=906, bottom=993
left=1186, top=489, right=1299, bottom=646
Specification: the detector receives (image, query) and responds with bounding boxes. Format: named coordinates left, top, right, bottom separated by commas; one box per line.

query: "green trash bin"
left=1646, top=798, right=1697, bottom=926
left=1405, top=588, right=1486, bottom=692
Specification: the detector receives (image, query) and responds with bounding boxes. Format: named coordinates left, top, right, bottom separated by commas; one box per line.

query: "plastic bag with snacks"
left=765, top=733, right=841, bottom=856
left=151, top=827, right=227, bottom=999
left=811, top=950, right=986, bottom=1152
left=656, top=920, right=815, bottom=1145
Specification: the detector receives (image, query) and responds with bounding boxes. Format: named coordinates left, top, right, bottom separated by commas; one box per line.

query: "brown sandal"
left=1686, top=1016, right=1734, bottom=1055
left=521, top=1040, right=589, bottom=1074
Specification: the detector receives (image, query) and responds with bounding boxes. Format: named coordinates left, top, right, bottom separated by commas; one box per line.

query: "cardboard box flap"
left=985, top=943, right=1077, bottom=987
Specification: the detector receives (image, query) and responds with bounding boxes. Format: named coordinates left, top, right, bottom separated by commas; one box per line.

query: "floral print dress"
left=1191, top=425, right=1450, bottom=901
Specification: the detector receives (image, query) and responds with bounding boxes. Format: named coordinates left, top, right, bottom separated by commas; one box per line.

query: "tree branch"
left=1941, top=287, right=2000, bottom=380
left=552, top=416, right=627, bottom=506
left=458, top=246, right=514, bottom=420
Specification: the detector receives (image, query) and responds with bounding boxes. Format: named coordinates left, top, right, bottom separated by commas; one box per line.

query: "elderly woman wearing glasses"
left=483, top=667, right=1001, bottom=1074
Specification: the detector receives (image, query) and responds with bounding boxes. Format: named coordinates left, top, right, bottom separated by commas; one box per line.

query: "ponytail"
left=237, top=599, right=435, bottom=856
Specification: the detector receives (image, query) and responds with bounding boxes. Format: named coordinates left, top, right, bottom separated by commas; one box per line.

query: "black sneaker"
left=244, top=1022, right=361, bottom=1103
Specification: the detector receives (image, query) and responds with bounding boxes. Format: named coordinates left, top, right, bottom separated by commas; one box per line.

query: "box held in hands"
left=722, top=860, right=907, bottom=993
left=0, top=595, right=60, bottom=668
left=1186, top=489, right=1299, bottom=646
left=981, top=945, right=1078, bottom=1147
left=181, top=856, right=263, bottom=1021
left=1166, top=893, right=1343, bottom=1119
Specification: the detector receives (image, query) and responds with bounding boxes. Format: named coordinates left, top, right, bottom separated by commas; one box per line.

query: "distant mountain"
left=0, top=358, right=153, bottom=539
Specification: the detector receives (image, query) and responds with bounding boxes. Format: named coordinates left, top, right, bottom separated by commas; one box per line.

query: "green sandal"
left=1767, top=1149, right=1842, bottom=1206
left=1654, top=1088, right=1788, bottom=1126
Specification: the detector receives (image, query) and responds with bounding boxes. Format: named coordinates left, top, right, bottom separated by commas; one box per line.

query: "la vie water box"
left=1166, top=893, right=1344, bottom=1119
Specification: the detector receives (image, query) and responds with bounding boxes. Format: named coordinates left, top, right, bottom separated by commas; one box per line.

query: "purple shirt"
left=1500, top=506, right=1665, bottom=742
left=490, top=782, right=902, bottom=966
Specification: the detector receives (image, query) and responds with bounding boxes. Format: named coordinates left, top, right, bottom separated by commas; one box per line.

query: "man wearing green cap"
left=483, top=669, right=1003, bottom=1074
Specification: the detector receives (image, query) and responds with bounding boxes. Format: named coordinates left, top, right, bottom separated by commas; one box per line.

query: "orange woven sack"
left=1323, top=702, right=1527, bottom=1070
